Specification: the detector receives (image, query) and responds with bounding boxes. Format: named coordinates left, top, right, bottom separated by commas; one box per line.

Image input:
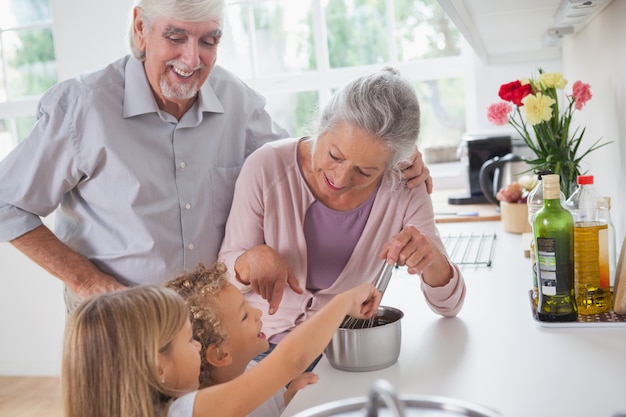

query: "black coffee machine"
left=448, top=133, right=512, bottom=205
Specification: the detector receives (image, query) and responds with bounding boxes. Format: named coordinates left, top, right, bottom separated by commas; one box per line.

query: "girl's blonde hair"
left=166, top=262, right=230, bottom=388
left=62, top=286, right=189, bottom=417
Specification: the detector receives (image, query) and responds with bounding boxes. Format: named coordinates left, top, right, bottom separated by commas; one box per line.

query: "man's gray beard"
left=160, top=78, right=199, bottom=100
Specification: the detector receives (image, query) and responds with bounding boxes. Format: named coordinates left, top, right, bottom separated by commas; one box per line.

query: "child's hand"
left=283, top=372, right=319, bottom=405
left=344, top=283, right=381, bottom=319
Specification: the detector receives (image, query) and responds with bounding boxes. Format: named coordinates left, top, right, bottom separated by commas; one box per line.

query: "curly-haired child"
left=166, top=262, right=317, bottom=416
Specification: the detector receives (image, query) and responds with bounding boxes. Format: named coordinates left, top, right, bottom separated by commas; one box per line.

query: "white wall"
left=51, top=0, right=132, bottom=80
left=561, top=0, right=626, bottom=249
left=1, top=0, right=625, bottom=376
left=0, top=242, right=65, bottom=375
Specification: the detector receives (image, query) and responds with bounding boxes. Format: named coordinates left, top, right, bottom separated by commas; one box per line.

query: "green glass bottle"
left=534, top=174, right=578, bottom=322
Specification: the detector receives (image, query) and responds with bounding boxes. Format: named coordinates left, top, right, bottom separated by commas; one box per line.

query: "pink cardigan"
left=219, top=138, right=466, bottom=339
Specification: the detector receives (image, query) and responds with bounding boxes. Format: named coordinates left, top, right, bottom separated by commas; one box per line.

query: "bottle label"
left=537, top=237, right=557, bottom=296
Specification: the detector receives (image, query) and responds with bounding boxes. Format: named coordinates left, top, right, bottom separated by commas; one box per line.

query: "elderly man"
left=0, top=0, right=430, bottom=309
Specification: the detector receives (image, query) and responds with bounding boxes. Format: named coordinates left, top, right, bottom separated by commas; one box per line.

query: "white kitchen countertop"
left=283, top=221, right=626, bottom=417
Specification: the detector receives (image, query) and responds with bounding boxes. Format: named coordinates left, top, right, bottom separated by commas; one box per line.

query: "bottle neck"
left=542, top=174, right=561, bottom=201
left=544, top=197, right=562, bottom=208
left=544, top=187, right=561, bottom=200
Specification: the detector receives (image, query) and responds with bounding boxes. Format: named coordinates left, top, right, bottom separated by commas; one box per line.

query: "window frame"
left=1, top=0, right=470, bottom=162
left=0, top=6, right=54, bottom=150
left=224, top=0, right=469, bottom=154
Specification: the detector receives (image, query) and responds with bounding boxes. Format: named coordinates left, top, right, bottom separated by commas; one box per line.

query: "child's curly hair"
left=165, top=262, right=230, bottom=388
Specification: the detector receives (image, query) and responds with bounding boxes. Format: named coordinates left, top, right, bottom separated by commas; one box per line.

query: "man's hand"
left=10, top=225, right=125, bottom=299
left=399, top=148, right=433, bottom=194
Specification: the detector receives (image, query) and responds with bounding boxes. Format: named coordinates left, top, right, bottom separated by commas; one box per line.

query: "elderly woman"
left=219, top=67, right=465, bottom=348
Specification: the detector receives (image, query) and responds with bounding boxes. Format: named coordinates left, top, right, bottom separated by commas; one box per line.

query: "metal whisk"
left=341, top=261, right=395, bottom=329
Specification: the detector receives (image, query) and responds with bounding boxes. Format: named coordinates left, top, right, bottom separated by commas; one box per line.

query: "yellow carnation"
left=521, top=93, right=555, bottom=125
left=539, top=72, right=567, bottom=89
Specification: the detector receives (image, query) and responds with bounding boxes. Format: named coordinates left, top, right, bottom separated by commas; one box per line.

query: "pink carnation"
left=571, top=80, right=592, bottom=110
left=487, top=102, right=511, bottom=126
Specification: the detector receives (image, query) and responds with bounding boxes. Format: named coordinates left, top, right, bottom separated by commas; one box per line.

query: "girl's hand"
left=343, top=283, right=381, bottom=319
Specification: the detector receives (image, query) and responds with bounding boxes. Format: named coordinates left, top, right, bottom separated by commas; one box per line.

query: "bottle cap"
left=543, top=174, right=561, bottom=200
left=536, top=169, right=552, bottom=180
left=577, top=175, right=594, bottom=185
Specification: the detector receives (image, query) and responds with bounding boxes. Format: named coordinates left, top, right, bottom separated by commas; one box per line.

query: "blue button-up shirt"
left=0, top=56, right=288, bottom=285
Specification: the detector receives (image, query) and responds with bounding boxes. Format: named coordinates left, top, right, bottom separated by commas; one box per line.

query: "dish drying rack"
left=441, top=231, right=496, bottom=267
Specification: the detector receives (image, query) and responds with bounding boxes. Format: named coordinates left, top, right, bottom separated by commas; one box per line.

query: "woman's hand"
left=234, top=245, right=303, bottom=315
left=399, top=148, right=433, bottom=194
left=379, top=225, right=453, bottom=287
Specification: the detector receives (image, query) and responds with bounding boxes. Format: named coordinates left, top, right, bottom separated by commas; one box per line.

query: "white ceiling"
left=436, top=0, right=614, bottom=65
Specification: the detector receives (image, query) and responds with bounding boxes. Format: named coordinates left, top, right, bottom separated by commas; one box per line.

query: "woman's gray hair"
left=128, top=0, right=225, bottom=61
left=310, top=67, right=421, bottom=187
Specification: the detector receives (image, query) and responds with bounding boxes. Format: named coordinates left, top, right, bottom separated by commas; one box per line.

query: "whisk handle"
left=374, top=262, right=395, bottom=295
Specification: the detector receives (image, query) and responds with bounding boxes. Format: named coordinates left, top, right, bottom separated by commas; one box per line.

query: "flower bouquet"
left=487, top=69, right=610, bottom=198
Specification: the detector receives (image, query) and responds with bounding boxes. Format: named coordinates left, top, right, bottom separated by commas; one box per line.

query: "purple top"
left=304, top=185, right=379, bottom=292
left=270, top=185, right=379, bottom=344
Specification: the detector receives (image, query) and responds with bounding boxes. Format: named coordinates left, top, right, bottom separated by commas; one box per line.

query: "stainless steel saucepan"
left=325, top=262, right=403, bottom=372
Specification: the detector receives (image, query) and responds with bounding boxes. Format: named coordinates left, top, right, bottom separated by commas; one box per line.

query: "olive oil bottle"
left=526, top=169, right=563, bottom=307
left=534, top=174, right=577, bottom=322
left=565, top=175, right=612, bottom=314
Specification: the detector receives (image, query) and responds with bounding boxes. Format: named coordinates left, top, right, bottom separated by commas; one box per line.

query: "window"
left=0, top=0, right=466, bottom=164
left=220, top=0, right=467, bottom=162
left=0, top=0, right=56, bottom=160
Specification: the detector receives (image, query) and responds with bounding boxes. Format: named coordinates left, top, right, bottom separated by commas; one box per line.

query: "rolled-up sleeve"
left=0, top=87, right=82, bottom=242
left=0, top=204, right=43, bottom=241
left=421, top=262, right=466, bottom=317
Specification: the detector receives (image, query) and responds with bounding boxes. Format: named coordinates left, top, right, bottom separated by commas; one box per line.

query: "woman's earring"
left=161, top=378, right=165, bottom=384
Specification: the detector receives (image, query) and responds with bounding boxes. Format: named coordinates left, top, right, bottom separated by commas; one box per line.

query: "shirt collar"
left=123, top=56, right=224, bottom=119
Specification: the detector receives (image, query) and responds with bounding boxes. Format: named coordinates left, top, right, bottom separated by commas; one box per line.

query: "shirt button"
left=180, top=161, right=187, bottom=169
left=188, top=243, right=195, bottom=250
left=185, top=203, right=191, bottom=210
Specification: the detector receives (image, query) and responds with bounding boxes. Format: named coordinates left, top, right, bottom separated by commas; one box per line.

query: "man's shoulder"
left=207, top=64, right=244, bottom=84
left=42, top=56, right=128, bottom=105
left=74, top=56, right=129, bottom=87
left=205, top=65, right=261, bottom=98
